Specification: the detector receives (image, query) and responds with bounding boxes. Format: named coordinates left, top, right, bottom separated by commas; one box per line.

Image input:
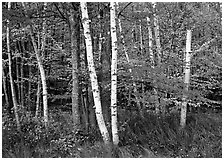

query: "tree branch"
left=118, top=2, right=132, bottom=17
left=53, top=2, right=67, bottom=21
left=192, top=37, right=217, bottom=57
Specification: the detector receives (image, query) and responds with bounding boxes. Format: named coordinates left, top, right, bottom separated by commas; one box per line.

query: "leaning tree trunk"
left=110, top=2, right=119, bottom=146
left=7, top=2, right=21, bottom=132
left=80, top=2, right=110, bottom=145
left=181, top=30, right=192, bottom=128
left=69, top=3, right=81, bottom=129
left=22, top=2, right=48, bottom=127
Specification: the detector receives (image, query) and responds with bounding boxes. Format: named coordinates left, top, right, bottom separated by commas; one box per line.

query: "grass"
left=2, top=110, right=222, bottom=158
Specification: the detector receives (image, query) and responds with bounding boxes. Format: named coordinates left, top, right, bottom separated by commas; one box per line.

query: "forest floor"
left=2, top=109, right=222, bottom=158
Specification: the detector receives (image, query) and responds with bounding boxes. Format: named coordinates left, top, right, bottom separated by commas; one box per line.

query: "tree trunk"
left=69, top=3, right=81, bottom=129
left=20, top=42, right=25, bottom=110
left=83, top=37, right=96, bottom=129
left=22, top=2, right=48, bottom=127
left=16, top=56, right=20, bottom=105
left=110, top=2, right=119, bottom=146
left=139, top=20, right=143, bottom=56
left=7, top=2, right=21, bottom=132
left=181, top=30, right=192, bottom=128
left=2, top=67, right=9, bottom=108
left=146, top=16, right=154, bottom=66
left=80, top=2, right=110, bottom=145
left=28, top=64, right=32, bottom=110
left=152, top=2, right=162, bottom=65
left=35, top=75, right=41, bottom=118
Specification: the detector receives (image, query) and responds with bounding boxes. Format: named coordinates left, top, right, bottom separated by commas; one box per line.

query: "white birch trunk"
left=146, top=17, right=154, bottom=66
left=110, top=2, right=119, bottom=146
left=139, top=20, right=143, bottom=55
left=80, top=2, right=110, bottom=145
left=22, top=2, right=48, bottom=127
left=152, top=2, right=162, bottom=65
left=7, top=2, right=21, bottom=131
left=181, top=30, right=192, bottom=128
left=152, top=3, right=162, bottom=114
left=35, top=75, right=41, bottom=118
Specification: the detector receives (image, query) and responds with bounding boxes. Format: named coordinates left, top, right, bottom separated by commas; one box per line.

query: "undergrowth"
left=2, top=110, right=222, bottom=158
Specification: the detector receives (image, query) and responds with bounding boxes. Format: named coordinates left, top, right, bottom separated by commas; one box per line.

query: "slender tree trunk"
left=2, top=67, right=9, bottom=107
left=69, top=3, right=81, bottom=129
left=181, top=30, right=192, bottom=128
left=16, top=56, right=20, bottom=105
left=110, top=2, right=119, bottom=146
left=28, top=64, right=32, bottom=110
left=22, top=2, right=48, bottom=127
left=146, top=17, right=154, bottom=66
left=7, top=2, right=21, bottom=132
left=152, top=2, right=162, bottom=65
left=139, top=20, right=143, bottom=56
left=20, top=42, right=24, bottom=110
left=35, top=75, right=41, bottom=118
left=80, top=2, right=110, bottom=145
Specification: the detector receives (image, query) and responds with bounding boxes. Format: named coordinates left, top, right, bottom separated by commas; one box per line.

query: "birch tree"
left=181, top=30, right=192, bottom=128
left=139, top=20, right=143, bottom=55
left=22, top=2, right=48, bottom=127
left=146, top=16, right=154, bottom=66
left=2, top=65, right=9, bottom=111
left=7, top=2, right=21, bottom=131
left=110, top=2, right=119, bottom=146
left=152, top=2, right=162, bottom=65
left=80, top=2, right=110, bottom=145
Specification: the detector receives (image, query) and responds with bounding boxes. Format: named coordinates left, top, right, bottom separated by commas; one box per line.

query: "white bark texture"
left=110, top=2, right=119, bottom=146
left=146, top=17, right=154, bottom=66
left=139, top=20, right=143, bottom=55
left=152, top=2, right=162, bottom=65
left=22, top=2, right=48, bottom=127
left=7, top=2, right=21, bottom=131
left=181, top=30, right=192, bottom=128
left=80, top=2, right=110, bottom=145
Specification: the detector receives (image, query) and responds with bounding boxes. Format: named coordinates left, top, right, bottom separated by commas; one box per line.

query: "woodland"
left=1, top=2, right=222, bottom=158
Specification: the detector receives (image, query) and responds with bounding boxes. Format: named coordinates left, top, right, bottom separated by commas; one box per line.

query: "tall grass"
left=2, top=110, right=221, bottom=158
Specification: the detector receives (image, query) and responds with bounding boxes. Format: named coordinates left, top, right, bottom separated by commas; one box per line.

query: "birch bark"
left=80, top=2, right=110, bottom=145
left=110, top=2, right=119, bottom=146
left=181, top=30, right=192, bottom=128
